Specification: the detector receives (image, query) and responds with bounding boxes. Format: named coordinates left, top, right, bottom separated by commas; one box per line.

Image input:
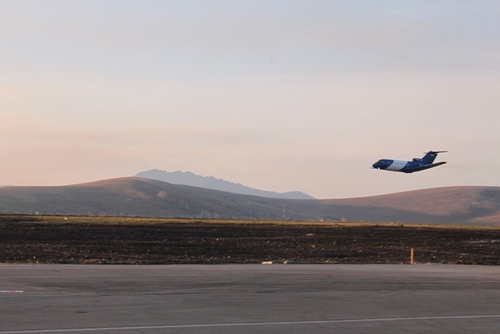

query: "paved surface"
left=1, top=264, right=500, bottom=333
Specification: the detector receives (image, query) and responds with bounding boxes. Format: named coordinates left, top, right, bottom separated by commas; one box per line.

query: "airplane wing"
left=404, top=161, right=447, bottom=173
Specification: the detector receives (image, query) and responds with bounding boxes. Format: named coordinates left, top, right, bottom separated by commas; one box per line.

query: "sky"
left=1, top=0, right=499, bottom=199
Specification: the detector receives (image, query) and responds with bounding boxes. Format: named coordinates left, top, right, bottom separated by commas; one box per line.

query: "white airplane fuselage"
left=384, top=160, right=408, bottom=171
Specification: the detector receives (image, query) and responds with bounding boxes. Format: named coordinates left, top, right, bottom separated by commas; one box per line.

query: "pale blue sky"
left=1, top=1, right=499, bottom=198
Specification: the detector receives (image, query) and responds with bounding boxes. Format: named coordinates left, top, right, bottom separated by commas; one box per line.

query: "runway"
left=1, top=264, right=500, bottom=333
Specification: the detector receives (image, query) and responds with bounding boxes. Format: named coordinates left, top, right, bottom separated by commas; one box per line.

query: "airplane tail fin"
left=421, top=150, right=447, bottom=164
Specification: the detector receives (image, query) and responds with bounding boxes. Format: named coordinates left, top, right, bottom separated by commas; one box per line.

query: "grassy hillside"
left=324, top=186, right=500, bottom=224
left=0, top=177, right=499, bottom=225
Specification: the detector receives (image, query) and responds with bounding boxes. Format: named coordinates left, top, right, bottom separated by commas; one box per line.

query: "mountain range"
left=0, top=177, right=499, bottom=225
left=136, top=169, right=315, bottom=199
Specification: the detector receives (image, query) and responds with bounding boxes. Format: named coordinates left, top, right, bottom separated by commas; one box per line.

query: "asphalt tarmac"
left=1, top=264, right=500, bottom=333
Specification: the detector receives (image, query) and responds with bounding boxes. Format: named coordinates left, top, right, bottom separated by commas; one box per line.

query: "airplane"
left=372, top=151, right=447, bottom=173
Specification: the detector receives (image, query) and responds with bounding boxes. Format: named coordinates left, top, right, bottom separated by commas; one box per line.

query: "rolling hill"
left=0, top=177, right=499, bottom=225
left=136, top=169, right=315, bottom=199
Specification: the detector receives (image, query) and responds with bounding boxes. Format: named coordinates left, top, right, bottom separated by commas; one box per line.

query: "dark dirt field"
left=1, top=216, right=500, bottom=265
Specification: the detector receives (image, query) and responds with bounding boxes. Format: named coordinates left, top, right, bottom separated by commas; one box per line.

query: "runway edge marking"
left=1, top=315, right=500, bottom=333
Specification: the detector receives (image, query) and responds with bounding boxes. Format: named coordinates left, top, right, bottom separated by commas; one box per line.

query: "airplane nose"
left=372, top=161, right=383, bottom=169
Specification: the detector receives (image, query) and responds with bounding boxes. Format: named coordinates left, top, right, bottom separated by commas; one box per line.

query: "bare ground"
left=1, top=216, right=500, bottom=265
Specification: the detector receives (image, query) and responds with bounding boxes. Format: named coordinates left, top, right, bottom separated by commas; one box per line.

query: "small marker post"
left=410, top=248, right=414, bottom=265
